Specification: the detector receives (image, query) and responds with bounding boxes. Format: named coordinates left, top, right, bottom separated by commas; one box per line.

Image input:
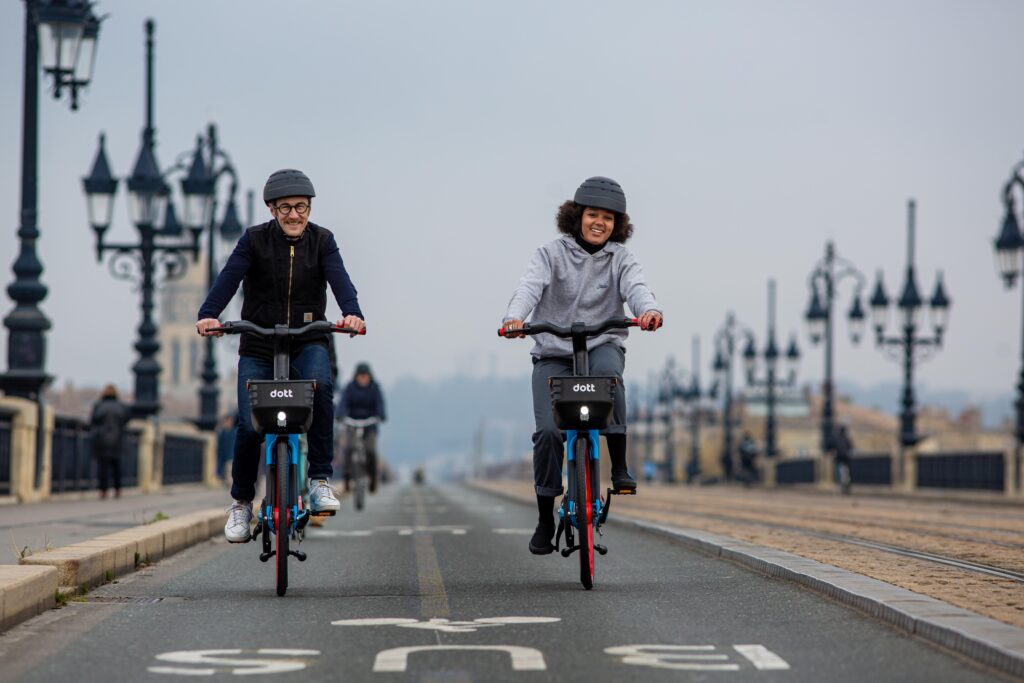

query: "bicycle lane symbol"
left=605, top=644, right=791, bottom=672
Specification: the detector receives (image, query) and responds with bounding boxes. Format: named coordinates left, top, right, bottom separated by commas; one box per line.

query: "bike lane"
left=0, top=483, right=1007, bottom=682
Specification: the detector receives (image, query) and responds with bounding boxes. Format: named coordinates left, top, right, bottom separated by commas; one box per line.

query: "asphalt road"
left=0, top=483, right=1009, bottom=682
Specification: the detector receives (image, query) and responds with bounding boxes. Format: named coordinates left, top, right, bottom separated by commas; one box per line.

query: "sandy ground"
left=473, top=479, right=1024, bottom=629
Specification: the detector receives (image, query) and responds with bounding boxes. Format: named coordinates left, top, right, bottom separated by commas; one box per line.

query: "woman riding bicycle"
left=501, top=176, right=662, bottom=556
left=196, top=169, right=365, bottom=543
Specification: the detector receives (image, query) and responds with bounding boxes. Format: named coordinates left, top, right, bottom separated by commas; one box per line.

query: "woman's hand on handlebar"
left=501, top=319, right=526, bottom=339
left=338, top=315, right=365, bottom=337
left=196, top=318, right=223, bottom=337
left=638, top=310, right=663, bottom=331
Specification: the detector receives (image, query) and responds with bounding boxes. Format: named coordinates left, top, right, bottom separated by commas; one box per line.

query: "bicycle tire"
left=575, top=438, right=595, bottom=590
left=276, top=438, right=290, bottom=597
left=354, top=476, right=366, bottom=511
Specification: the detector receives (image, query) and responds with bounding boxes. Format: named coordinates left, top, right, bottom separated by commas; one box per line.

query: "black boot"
left=607, top=434, right=637, bottom=491
left=530, top=494, right=556, bottom=554
left=529, top=523, right=556, bottom=555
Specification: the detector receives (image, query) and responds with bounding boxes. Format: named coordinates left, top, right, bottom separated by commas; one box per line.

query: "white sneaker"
left=224, top=500, right=253, bottom=542
left=308, top=479, right=341, bottom=513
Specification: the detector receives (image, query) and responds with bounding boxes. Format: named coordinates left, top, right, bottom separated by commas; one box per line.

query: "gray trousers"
left=531, top=343, right=626, bottom=496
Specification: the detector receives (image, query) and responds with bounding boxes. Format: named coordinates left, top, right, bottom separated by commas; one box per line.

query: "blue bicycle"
left=212, top=320, right=363, bottom=596
left=500, top=317, right=644, bottom=589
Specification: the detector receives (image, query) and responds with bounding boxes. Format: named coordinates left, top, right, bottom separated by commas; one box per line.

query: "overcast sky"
left=0, top=0, right=1021, bottom=402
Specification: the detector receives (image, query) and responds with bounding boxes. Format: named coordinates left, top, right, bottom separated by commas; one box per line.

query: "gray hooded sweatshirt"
left=503, top=235, right=661, bottom=358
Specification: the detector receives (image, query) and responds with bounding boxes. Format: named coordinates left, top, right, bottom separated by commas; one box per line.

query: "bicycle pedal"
left=595, top=544, right=608, bottom=555
left=611, top=488, right=636, bottom=495
left=259, top=551, right=275, bottom=562
left=561, top=545, right=579, bottom=558
left=289, top=550, right=307, bottom=562
left=311, top=510, right=337, bottom=517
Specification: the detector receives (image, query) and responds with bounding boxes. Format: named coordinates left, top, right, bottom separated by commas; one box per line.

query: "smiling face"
left=579, top=206, right=616, bottom=246
left=269, top=195, right=311, bottom=238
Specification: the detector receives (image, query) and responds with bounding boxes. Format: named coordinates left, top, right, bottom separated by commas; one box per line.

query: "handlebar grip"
left=333, top=326, right=367, bottom=335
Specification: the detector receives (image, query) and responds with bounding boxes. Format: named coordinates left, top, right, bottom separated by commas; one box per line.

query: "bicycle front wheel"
left=275, top=439, right=290, bottom=597
left=574, top=438, right=595, bottom=590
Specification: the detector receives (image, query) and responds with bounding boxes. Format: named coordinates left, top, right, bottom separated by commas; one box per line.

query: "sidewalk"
left=0, top=485, right=228, bottom=565
left=473, top=479, right=1024, bottom=630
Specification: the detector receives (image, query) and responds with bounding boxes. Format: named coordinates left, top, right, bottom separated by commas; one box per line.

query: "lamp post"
left=1, top=0, right=102, bottom=399
left=711, top=312, right=754, bottom=481
left=804, top=241, right=866, bottom=454
left=744, top=280, right=800, bottom=458
left=81, top=19, right=201, bottom=418
left=870, top=199, right=950, bottom=479
left=993, top=157, right=1024, bottom=493
left=181, top=123, right=242, bottom=431
left=681, top=336, right=708, bottom=482
left=657, top=357, right=685, bottom=483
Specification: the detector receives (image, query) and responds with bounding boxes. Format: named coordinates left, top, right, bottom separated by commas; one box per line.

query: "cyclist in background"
left=197, top=169, right=365, bottom=543
left=336, top=362, right=386, bottom=494
left=502, top=176, right=663, bottom=556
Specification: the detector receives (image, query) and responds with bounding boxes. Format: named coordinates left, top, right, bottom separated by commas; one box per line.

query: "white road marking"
left=148, top=649, right=320, bottom=676
left=734, top=645, right=791, bottom=670
left=373, top=645, right=546, bottom=672
left=307, top=530, right=373, bottom=538
left=493, top=528, right=533, bottom=535
left=377, top=525, right=470, bottom=536
left=331, top=618, right=419, bottom=627
left=604, top=645, right=739, bottom=672
left=332, top=616, right=560, bottom=633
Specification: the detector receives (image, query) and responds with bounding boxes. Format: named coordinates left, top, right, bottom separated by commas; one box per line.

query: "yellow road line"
left=413, top=491, right=450, bottom=618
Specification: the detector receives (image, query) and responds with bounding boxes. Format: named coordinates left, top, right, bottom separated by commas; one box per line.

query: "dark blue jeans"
left=231, top=344, right=335, bottom=502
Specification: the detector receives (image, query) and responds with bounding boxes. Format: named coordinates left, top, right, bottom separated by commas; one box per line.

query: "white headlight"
left=580, top=406, right=590, bottom=416
left=276, top=411, right=287, bottom=425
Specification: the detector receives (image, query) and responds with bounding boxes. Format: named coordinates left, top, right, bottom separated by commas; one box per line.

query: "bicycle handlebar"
left=203, top=320, right=366, bottom=337
left=497, top=317, right=646, bottom=338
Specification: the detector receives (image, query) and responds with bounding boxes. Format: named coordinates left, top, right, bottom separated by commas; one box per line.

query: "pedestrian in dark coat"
left=89, top=385, right=130, bottom=499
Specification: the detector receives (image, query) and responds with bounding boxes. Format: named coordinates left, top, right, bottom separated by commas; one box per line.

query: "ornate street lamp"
left=180, top=123, right=241, bottom=431
left=871, top=199, right=951, bottom=481
left=745, top=280, right=800, bottom=458
left=804, top=242, right=866, bottom=454
left=81, top=19, right=200, bottom=418
left=711, top=312, right=755, bottom=481
left=1, top=0, right=103, bottom=400
left=993, top=166, right=1024, bottom=492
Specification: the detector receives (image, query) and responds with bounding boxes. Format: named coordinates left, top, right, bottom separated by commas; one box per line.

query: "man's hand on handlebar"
left=338, top=315, right=365, bottom=337
left=196, top=318, right=223, bottom=337
left=638, top=310, right=663, bottom=332
left=502, top=319, right=526, bottom=338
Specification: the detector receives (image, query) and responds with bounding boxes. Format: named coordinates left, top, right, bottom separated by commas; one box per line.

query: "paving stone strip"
left=471, top=480, right=1024, bottom=679
left=0, top=508, right=226, bottom=633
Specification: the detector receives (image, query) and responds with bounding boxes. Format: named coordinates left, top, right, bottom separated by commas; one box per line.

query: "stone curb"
left=0, top=507, right=226, bottom=631
left=471, top=482, right=1024, bottom=679
left=0, top=565, right=58, bottom=632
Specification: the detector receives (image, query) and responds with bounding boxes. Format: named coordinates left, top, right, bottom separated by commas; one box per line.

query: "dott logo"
left=269, top=389, right=294, bottom=398
left=573, top=383, right=596, bottom=393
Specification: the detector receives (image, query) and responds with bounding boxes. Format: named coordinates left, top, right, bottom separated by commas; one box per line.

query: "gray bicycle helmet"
left=573, top=176, right=626, bottom=214
left=263, top=169, right=316, bottom=203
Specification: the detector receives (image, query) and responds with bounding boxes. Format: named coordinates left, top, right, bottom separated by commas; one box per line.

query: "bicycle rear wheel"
left=574, top=439, right=595, bottom=590
left=275, top=439, right=290, bottom=597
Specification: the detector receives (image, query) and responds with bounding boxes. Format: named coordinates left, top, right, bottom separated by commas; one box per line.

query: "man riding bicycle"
left=502, top=176, right=662, bottom=556
left=197, top=169, right=365, bottom=543
left=336, top=362, right=386, bottom=494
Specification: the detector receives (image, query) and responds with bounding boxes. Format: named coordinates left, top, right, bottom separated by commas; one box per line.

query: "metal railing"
left=162, top=434, right=205, bottom=485
left=0, top=408, right=14, bottom=496
left=50, top=416, right=140, bottom=492
left=775, top=458, right=815, bottom=484
left=850, top=453, right=892, bottom=485
left=917, top=452, right=1005, bottom=491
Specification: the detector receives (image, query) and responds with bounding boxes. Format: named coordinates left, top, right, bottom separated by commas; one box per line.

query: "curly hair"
left=555, top=200, right=633, bottom=243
